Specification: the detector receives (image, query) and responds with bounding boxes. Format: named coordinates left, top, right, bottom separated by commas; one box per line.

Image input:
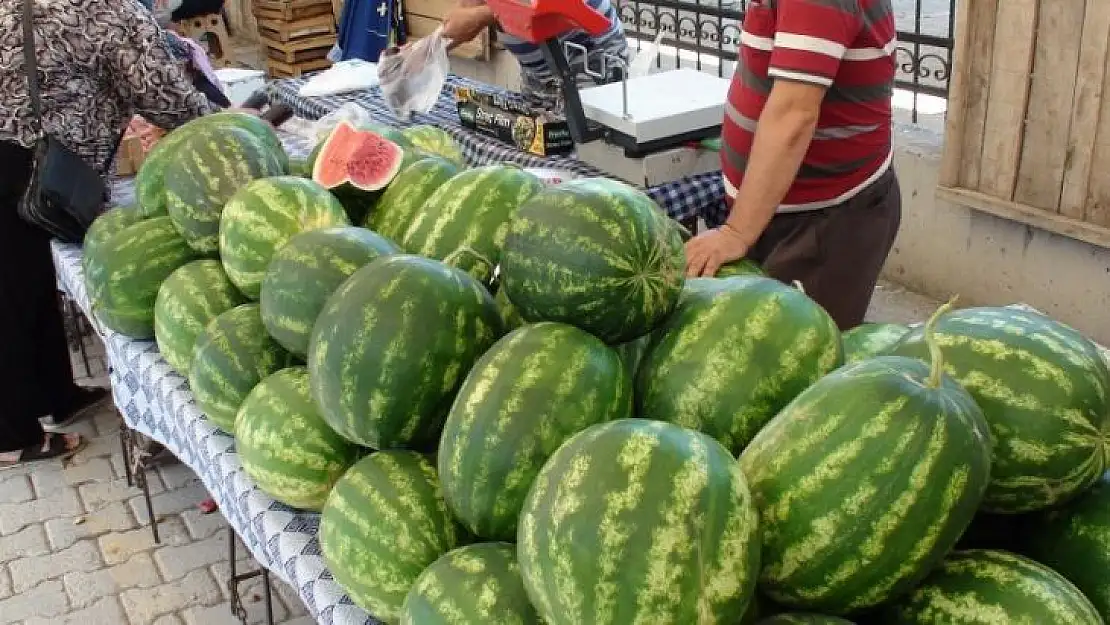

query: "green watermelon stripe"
left=366, top=157, right=459, bottom=243
left=154, top=260, right=245, bottom=375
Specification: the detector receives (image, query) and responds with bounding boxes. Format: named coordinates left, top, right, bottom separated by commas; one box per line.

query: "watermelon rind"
left=366, top=156, right=460, bottom=245
left=886, top=305, right=1110, bottom=513
left=492, top=285, right=525, bottom=333
left=738, top=299, right=993, bottom=614
left=636, top=275, right=843, bottom=454
left=319, top=450, right=466, bottom=623
left=218, top=176, right=351, bottom=301
left=400, top=542, right=541, bottom=625
left=308, top=254, right=503, bottom=449
left=501, top=177, right=686, bottom=344
left=153, top=259, right=246, bottom=376
left=259, top=226, right=399, bottom=359
left=234, top=366, right=362, bottom=511
left=189, top=303, right=297, bottom=433
left=841, top=322, right=911, bottom=364
left=878, top=549, right=1103, bottom=624
left=717, top=258, right=766, bottom=277
left=755, top=615, right=854, bottom=625
left=438, top=322, right=632, bottom=541
left=517, top=418, right=761, bottom=625
left=401, top=164, right=544, bottom=284
left=399, top=124, right=465, bottom=166
left=82, top=205, right=145, bottom=277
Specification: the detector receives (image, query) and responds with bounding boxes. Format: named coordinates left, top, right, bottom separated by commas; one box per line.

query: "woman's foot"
left=41, top=386, right=110, bottom=432
left=0, top=432, right=87, bottom=467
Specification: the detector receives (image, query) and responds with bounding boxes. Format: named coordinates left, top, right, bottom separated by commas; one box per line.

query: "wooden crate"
left=257, top=14, right=335, bottom=42
left=252, top=0, right=333, bottom=22
left=939, top=0, right=1110, bottom=249
left=266, top=56, right=332, bottom=77
left=261, top=32, right=337, bottom=63
left=405, top=0, right=490, bottom=61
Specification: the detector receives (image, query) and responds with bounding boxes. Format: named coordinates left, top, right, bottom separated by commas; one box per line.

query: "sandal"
left=41, top=386, right=110, bottom=432
left=0, top=432, right=87, bottom=467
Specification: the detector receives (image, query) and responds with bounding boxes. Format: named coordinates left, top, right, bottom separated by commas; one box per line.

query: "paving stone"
left=279, top=617, right=317, bottom=625
left=32, top=456, right=116, bottom=496
left=63, top=551, right=160, bottom=609
left=0, top=487, right=82, bottom=535
left=157, top=531, right=230, bottom=582
left=182, top=595, right=290, bottom=625
left=157, top=461, right=200, bottom=491
left=79, top=474, right=164, bottom=511
left=152, top=615, right=186, bottom=625
left=0, top=565, right=10, bottom=600
left=98, top=516, right=190, bottom=565
left=131, top=480, right=209, bottom=524
left=120, top=568, right=223, bottom=625
left=181, top=506, right=226, bottom=541
left=0, top=524, right=49, bottom=564
left=274, top=578, right=309, bottom=618
left=0, top=578, right=68, bottom=624
left=9, top=539, right=103, bottom=594
left=44, top=500, right=137, bottom=550
left=22, top=596, right=127, bottom=625
left=0, top=474, right=33, bottom=504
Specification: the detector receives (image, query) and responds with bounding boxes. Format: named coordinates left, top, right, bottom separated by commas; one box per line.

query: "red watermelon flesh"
left=312, top=120, right=405, bottom=192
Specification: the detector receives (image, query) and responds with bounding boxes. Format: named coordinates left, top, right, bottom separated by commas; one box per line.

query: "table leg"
left=133, top=448, right=161, bottom=544
left=227, top=526, right=276, bottom=625
left=118, top=412, right=134, bottom=488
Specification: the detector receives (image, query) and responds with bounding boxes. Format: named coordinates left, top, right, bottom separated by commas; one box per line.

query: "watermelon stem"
left=924, top=295, right=959, bottom=388
left=443, top=245, right=494, bottom=277
left=792, top=280, right=806, bottom=294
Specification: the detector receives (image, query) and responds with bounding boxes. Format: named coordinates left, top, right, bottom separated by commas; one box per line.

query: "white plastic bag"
left=627, top=29, right=666, bottom=79
left=298, top=59, right=381, bottom=97
left=307, top=103, right=378, bottom=141
left=378, top=26, right=452, bottom=119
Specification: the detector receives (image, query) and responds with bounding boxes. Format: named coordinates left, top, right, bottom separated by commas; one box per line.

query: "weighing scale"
left=484, top=0, right=730, bottom=187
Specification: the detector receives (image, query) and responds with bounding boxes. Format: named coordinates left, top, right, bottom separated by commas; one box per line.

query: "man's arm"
left=442, top=2, right=498, bottom=50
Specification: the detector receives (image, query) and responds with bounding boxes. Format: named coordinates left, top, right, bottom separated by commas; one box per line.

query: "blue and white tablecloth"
left=269, top=74, right=729, bottom=225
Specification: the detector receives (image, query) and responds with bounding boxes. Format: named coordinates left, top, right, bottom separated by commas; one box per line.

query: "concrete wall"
left=450, top=50, right=1110, bottom=346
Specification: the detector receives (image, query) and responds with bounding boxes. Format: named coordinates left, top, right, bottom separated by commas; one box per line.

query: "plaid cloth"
left=270, top=74, right=727, bottom=224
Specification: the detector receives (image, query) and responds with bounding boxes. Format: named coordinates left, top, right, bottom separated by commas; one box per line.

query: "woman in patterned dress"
left=0, top=0, right=221, bottom=466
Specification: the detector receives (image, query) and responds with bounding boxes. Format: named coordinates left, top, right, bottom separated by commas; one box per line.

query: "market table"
left=269, top=73, right=730, bottom=226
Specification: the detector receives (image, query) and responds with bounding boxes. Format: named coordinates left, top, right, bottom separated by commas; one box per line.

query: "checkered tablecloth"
left=269, top=74, right=728, bottom=224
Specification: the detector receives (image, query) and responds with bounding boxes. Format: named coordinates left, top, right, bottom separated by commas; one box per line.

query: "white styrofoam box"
left=215, top=68, right=266, bottom=106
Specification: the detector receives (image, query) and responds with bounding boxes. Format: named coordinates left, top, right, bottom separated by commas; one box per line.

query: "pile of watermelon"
left=82, top=112, right=1110, bottom=625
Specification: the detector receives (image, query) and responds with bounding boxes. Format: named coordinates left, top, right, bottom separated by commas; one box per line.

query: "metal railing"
left=613, top=0, right=955, bottom=123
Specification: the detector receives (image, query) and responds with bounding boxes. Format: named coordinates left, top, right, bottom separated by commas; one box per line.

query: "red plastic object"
left=484, top=0, right=611, bottom=43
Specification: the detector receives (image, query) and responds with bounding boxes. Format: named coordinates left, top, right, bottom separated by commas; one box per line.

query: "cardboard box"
left=115, top=116, right=167, bottom=177
left=454, top=86, right=574, bottom=157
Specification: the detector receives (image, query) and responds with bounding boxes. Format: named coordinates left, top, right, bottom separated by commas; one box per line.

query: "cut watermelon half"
left=312, top=120, right=406, bottom=192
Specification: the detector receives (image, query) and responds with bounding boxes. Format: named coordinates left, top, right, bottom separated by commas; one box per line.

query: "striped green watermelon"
left=756, top=615, right=854, bottom=625
left=85, top=217, right=198, bottom=338
left=737, top=300, right=992, bottom=614
left=319, top=450, right=466, bottom=623
left=218, top=176, right=351, bottom=300
left=717, top=258, right=766, bottom=277
left=365, top=157, right=460, bottom=244
left=887, top=305, right=1110, bottom=513
left=401, top=165, right=543, bottom=283
left=492, top=285, right=525, bottom=332
left=82, top=205, right=145, bottom=277
left=164, top=126, right=287, bottom=254
left=308, top=255, right=503, bottom=449
left=136, top=112, right=288, bottom=218
left=518, top=418, right=761, bottom=625
left=234, top=366, right=362, bottom=511
left=637, top=276, right=842, bottom=454
left=400, top=125, right=465, bottom=166
left=878, top=549, right=1103, bottom=624
left=615, top=334, right=653, bottom=384
left=438, top=322, right=632, bottom=541
left=401, top=542, right=541, bottom=625
left=189, top=303, right=297, bottom=432
left=501, top=177, right=686, bottom=344
left=259, top=227, right=398, bottom=358
left=1020, top=471, right=1110, bottom=620
left=842, top=322, right=910, bottom=364
left=153, top=259, right=246, bottom=376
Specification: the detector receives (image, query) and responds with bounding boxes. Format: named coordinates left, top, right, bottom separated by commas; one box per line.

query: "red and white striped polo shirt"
left=721, top=0, right=897, bottom=211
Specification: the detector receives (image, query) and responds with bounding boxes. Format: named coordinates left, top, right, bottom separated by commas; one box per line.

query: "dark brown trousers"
left=748, top=167, right=902, bottom=331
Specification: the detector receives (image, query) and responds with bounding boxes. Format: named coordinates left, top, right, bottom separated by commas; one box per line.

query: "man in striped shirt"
left=441, top=0, right=631, bottom=111
left=685, top=0, right=902, bottom=330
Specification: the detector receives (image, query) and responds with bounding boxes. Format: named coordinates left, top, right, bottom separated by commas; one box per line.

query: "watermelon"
left=717, top=258, right=766, bottom=277
left=492, top=285, right=525, bottom=332
left=136, top=111, right=288, bottom=218
left=841, top=322, right=910, bottom=364
left=164, top=125, right=287, bottom=254
left=312, top=120, right=405, bottom=192
left=82, top=205, right=145, bottom=277
left=234, top=367, right=362, bottom=511
left=401, top=165, right=544, bottom=284
left=218, top=176, right=351, bottom=300
left=501, top=177, right=686, bottom=344
left=319, top=450, right=466, bottom=623
left=400, top=542, right=541, bottom=625
left=189, top=304, right=297, bottom=433
left=438, top=322, right=632, bottom=541
left=737, top=300, right=993, bottom=614
left=85, top=217, right=198, bottom=338
left=756, top=616, right=854, bottom=625
left=259, top=227, right=399, bottom=358
left=366, top=157, right=460, bottom=244
left=615, top=333, right=653, bottom=383
left=886, top=305, right=1110, bottom=513
left=1020, top=471, right=1110, bottom=620
left=518, top=418, right=761, bottom=625
left=153, top=259, right=246, bottom=376
left=400, top=125, right=465, bottom=166
left=878, top=549, right=1103, bottom=624
left=637, top=276, right=842, bottom=454
left=308, top=255, right=503, bottom=449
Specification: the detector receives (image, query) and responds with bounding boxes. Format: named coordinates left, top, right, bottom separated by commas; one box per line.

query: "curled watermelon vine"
left=924, top=295, right=959, bottom=388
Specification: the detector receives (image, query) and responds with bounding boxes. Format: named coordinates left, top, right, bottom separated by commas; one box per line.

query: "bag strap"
left=21, top=0, right=43, bottom=135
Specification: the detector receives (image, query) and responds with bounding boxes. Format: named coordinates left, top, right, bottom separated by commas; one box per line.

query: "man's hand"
left=684, top=224, right=753, bottom=277
left=442, top=5, right=496, bottom=50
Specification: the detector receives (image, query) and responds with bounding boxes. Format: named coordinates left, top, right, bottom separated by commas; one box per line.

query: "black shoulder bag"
left=17, top=0, right=108, bottom=243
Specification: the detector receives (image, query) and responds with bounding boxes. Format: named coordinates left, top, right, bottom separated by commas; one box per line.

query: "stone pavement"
left=0, top=338, right=314, bottom=625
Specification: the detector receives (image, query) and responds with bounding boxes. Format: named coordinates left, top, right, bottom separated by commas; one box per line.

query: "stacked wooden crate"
left=254, top=0, right=337, bottom=77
